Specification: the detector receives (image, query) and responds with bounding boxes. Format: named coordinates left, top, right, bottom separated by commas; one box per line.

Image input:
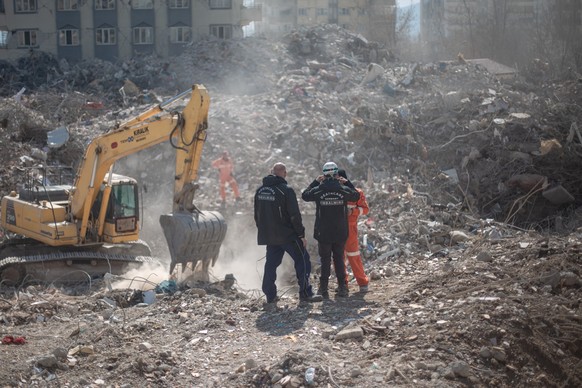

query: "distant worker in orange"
left=338, top=169, right=370, bottom=293
left=212, top=150, right=241, bottom=207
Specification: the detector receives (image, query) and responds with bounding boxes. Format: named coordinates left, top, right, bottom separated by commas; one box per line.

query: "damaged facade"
left=254, top=0, right=396, bottom=45
left=0, top=0, right=262, bottom=63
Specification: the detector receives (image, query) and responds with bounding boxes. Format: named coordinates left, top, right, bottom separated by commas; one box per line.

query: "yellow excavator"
left=0, top=85, right=227, bottom=285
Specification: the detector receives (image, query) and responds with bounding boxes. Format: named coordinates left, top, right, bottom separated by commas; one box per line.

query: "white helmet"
left=322, top=162, right=338, bottom=177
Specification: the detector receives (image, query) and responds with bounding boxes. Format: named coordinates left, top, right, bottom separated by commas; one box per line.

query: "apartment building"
left=420, top=0, right=582, bottom=60
left=0, top=0, right=262, bottom=63
left=255, top=0, right=396, bottom=45
left=421, top=0, right=544, bottom=39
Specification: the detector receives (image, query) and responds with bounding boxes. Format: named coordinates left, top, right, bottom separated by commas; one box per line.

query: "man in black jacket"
left=302, top=162, right=360, bottom=299
left=254, top=163, right=322, bottom=306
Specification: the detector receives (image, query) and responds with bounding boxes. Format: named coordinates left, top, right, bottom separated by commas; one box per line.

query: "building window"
left=17, top=30, right=37, bottom=47
left=340, top=8, right=350, bottom=15
left=209, top=0, right=231, bottom=10
left=95, top=0, right=114, bottom=10
left=0, top=29, right=8, bottom=47
left=15, top=0, right=37, bottom=12
left=170, top=26, right=191, bottom=43
left=57, top=0, right=78, bottom=10
left=96, top=27, right=116, bottom=45
left=0, top=0, right=5, bottom=13
left=59, top=28, right=79, bottom=46
left=169, top=0, right=189, bottom=8
left=132, top=0, right=153, bottom=9
left=210, top=24, right=232, bottom=39
left=133, top=26, right=153, bottom=44
left=298, top=8, right=307, bottom=16
left=316, top=8, right=327, bottom=16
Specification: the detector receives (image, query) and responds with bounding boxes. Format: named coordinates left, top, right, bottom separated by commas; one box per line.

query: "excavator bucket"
left=159, top=211, right=227, bottom=276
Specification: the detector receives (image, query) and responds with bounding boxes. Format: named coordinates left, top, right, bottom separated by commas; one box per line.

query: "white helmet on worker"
left=322, top=162, right=338, bottom=177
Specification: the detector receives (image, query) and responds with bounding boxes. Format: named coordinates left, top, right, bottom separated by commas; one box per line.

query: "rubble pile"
left=0, top=24, right=581, bottom=387
left=0, top=229, right=580, bottom=387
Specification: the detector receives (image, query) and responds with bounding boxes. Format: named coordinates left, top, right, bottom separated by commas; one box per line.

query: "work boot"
left=316, top=288, right=329, bottom=300
left=358, top=285, right=369, bottom=293
left=318, top=277, right=329, bottom=299
left=300, top=294, right=323, bottom=303
left=336, top=284, right=349, bottom=298
left=263, top=296, right=280, bottom=311
left=263, top=301, right=278, bottom=312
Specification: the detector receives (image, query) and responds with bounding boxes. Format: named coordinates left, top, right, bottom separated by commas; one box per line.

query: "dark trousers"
left=317, top=241, right=346, bottom=292
left=262, top=240, right=313, bottom=302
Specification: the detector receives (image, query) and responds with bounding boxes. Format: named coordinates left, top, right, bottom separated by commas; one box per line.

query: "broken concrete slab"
left=542, top=184, right=575, bottom=205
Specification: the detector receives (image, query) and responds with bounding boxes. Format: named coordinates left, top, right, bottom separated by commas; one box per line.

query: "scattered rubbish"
left=143, top=290, right=156, bottom=304
left=509, top=112, right=531, bottom=120
left=47, top=126, right=69, bottom=148
left=2, top=336, right=26, bottom=345
left=13, top=87, right=26, bottom=102
left=304, top=367, right=315, bottom=385
left=84, top=101, right=104, bottom=110
left=441, top=168, right=459, bottom=184
left=155, top=280, right=178, bottom=294
left=361, top=63, right=385, bottom=85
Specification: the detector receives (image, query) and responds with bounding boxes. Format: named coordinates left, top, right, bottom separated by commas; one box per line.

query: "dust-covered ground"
left=1, top=213, right=581, bottom=387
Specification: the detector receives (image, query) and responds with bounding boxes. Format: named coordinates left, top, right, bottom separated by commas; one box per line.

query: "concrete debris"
left=542, top=184, right=575, bottom=205
left=0, top=24, right=581, bottom=388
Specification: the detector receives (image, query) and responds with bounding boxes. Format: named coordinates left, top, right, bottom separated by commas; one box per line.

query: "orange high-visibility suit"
left=344, top=187, right=369, bottom=286
left=212, top=152, right=240, bottom=202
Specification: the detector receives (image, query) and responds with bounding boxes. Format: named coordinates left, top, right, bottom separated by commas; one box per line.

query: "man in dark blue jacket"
left=302, top=162, right=360, bottom=299
left=254, top=162, right=322, bottom=307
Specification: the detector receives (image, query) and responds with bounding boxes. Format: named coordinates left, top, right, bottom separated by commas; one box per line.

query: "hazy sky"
left=397, top=0, right=420, bottom=6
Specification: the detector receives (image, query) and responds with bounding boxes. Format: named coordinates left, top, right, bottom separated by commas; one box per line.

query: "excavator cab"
left=90, top=175, right=140, bottom=243
left=108, top=183, right=138, bottom=220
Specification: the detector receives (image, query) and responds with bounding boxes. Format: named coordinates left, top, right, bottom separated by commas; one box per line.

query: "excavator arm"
left=71, top=85, right=209, bottom=239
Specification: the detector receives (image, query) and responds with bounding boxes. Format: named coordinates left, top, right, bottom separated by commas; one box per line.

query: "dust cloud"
left=113, top=139, right=301, bottom=298
left=110, top=261, right=168, bottom=291
left=211, top=214, right=300, bottom=297
left=112, top=203, right=299, bottom=298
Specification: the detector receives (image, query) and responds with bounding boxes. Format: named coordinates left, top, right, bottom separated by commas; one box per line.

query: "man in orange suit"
left=212, top=150, right=240, bottom=207
left=338, top=169, right=370, bottom=293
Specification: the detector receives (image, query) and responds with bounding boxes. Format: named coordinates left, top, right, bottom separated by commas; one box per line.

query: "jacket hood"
left=262, top=174, right=287, bottom=187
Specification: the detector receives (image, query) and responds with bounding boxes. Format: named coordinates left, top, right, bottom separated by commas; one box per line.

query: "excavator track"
left=0, top=239, right=155, bottom=286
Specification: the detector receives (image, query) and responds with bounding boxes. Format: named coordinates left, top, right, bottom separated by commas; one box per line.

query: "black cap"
left=337, top=169, right=347, bottom=179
